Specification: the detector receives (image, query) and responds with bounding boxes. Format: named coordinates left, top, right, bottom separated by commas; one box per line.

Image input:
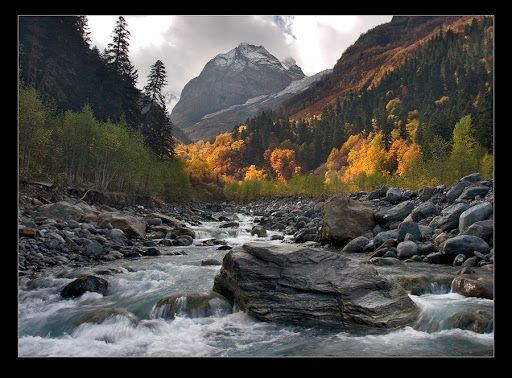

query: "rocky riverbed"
left=18, top=173, right=494, bottom=351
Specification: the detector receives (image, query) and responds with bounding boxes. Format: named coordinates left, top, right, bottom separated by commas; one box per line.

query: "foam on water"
left=18, top=215, right=494, bottom=357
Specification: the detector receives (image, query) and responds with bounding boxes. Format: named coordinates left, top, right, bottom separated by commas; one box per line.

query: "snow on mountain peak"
left=213, top=43, right=287, bottom=71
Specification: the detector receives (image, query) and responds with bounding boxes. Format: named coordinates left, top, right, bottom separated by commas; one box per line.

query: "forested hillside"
left=18, top=16, right=192, bottom=201
left=177, top=16, right=493, bottom=200
left=18, top=15, right=494, bottom=202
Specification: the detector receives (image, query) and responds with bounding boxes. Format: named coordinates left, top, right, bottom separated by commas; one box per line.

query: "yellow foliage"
left=244, top=164, right=267, bottom=181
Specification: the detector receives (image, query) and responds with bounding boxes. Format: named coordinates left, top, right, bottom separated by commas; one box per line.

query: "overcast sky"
left=87, top=15, right=393, bottom=110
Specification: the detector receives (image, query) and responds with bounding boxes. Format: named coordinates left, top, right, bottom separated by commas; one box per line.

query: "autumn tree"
left=270, top=148, right=301, bottom=182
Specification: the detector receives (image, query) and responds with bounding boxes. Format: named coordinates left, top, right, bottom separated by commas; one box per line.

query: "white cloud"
left=87, top=15, right=392, bottom=110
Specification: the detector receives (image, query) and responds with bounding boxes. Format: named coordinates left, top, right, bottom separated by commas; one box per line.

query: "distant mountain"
left=170, top=42, right=313, bottom=141
left=184, top=68, right=333, bottom=141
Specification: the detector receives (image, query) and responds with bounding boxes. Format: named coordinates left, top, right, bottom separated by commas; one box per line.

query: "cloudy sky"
left=87, top=15, right=392, bottom=110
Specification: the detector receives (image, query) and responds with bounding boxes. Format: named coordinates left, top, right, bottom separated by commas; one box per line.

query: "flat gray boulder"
left=442, top=235, right=490, bottom=257
left=37, top=201, right=85, bottom=222
left=212, top=242, right=419, bottom=330
left=459, top=202, right=493, bottom=233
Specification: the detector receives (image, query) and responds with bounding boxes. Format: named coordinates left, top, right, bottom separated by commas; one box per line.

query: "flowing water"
left=18, top=214, right=494, bottom=357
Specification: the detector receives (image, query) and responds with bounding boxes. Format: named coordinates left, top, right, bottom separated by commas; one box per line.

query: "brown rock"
left=452, top=274, right=493, bottom=299
left=19, top=227, right=36, bottom=238
left=96, top=212, right=147, bottom=238
left=318, top=194, right=375, bottom=246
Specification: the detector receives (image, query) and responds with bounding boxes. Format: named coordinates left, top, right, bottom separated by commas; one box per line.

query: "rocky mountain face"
left=170, top=43, right=324, bottom=141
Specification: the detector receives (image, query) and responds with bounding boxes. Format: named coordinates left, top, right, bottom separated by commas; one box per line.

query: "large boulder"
left=96, top=212, right=147, bottom=238
left=380, top=201, right=415, bottom=223
left=446, top=180, right=473, bottom=203
left=429, top=202, right=469, bottom=231
left=409, top=201, right=439, bottom=222
left=458, top=185, right=490, bottom=201
left=452, top=275, right=493, bottom=299
left=318, top=195, right=375, bottom=246
left=60, top=275, right=109, bottom=298
left=462, top=219, right=493, bottom=241
left=442, top=235, right=490, bottom=257
left=459, top=202, right=493, bottom=233
left=37, top=201, right=85, bottom=222
left=212, top=242, right=419, bottom=330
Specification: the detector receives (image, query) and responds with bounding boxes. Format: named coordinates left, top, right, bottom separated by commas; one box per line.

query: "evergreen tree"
left=144, top=60, right=168, bottom=108
left=141, top=60, right=175, bottom=160
left=105, top=16, right=138, bottom=85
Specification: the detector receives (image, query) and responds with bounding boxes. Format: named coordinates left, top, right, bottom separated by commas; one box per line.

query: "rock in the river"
left=446, top=309, right=493, bottom=333
left=96, top=212, right=147, bottom=238
left=173, top=235, right=194, bottom=246
left=452, top=274, right=493, bottom=299
left=251, top=225, right=267, bottom=237
left=153, top=292, right=232, bottom=318
left=318, top=195, right=375, bottom=246
left=170, top=227, right=196, bottom=239
left=60, top=275, right=109, bottom=298
left=201, top=258, right=222, bottom=266
left=212, top=242, right=419, bottom=330
left=72, top=308, right=138, bottom=328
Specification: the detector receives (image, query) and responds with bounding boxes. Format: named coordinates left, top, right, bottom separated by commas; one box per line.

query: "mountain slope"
left=183, top=68, right=333, bottom=141
left=170, top=43, right=307, bottom=140
left=278, top=15, right=488, bottom=120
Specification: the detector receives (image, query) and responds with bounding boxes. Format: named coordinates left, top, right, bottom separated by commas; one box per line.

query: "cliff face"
left=170, top=43, right=306, bottom=140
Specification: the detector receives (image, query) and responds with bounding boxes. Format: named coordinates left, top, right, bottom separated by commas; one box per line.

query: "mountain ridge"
left=170, top=42, right=310, bottom=140
left=277, top=15, right=488, bottom=120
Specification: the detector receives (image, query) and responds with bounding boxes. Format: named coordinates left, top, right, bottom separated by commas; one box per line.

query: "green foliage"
left=18, top=84, right=191, bottom=202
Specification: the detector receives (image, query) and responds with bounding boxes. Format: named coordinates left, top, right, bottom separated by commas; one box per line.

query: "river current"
left=18, top=214, right=494, bottom=357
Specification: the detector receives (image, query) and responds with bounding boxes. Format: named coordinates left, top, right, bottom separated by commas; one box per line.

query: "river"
left=18, top=214, right=494, bottom=357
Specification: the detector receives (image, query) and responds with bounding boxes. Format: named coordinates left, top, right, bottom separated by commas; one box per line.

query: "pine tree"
left=77, top=16, right=91, bottom=46
left=105, top=16, right=138, bottom=85
left=141, top=60, right=175, bottom=160
left=144, top=60, right=168, bottom=108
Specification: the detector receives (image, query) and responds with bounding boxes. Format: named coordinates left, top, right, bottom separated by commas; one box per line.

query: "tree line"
left=19, top=15, right=175, bottom=161
left=18, top=16, right=192, bottom=201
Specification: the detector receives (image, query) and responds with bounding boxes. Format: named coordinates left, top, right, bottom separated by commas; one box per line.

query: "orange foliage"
left=343, top=132, right=391, bottom=181
left=270, top=148, right=301, bottom=182
left=389, top=138, right=423, bottom=176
